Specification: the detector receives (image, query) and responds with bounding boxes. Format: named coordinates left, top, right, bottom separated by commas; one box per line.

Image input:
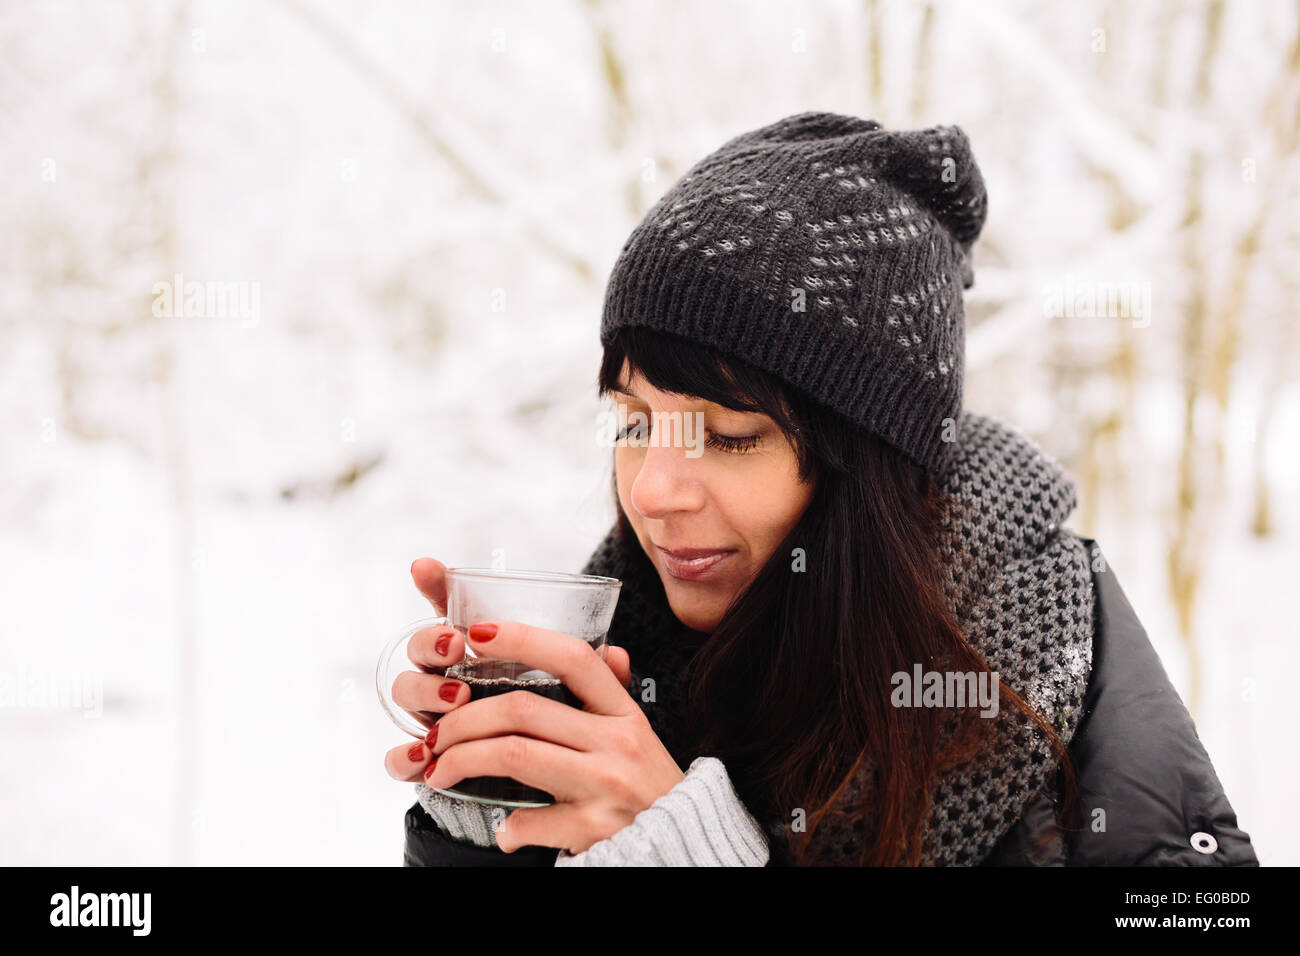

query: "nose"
left=628, top=442, right=706, bottom=520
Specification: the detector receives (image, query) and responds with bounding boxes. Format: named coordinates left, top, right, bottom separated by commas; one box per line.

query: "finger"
left=604, top=645, right=631, bottom=691
left=411, top=558, right=449, bottom=615
left=464, top=621, right=636, bottom=716
left=408, top=625, right=465, bottom=671
left=494, top=802, right=593, bottom=854
left=391, top=669, right=468, bottom=714
left=431, top=689, right=614, bottom=758
left=383, top=738, right=433, bottom=782
left=424, top=735, right=594, bottom=804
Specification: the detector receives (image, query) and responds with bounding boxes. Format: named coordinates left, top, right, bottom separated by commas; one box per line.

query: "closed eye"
left=615, top=424, right=760, bottom=453
left=705, top=430, right=760, bottom=454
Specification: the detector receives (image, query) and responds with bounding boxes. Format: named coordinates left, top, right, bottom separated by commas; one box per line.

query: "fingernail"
left=424, top=725, right=438, bottom=750
left=469, top=623, right=498, bottom=642
left=439, top=682, right=461, bottom=703
left=424, top=759, right=437, bottom=780
left=410, top=559, right=417, bottom=575
left=434, top=633, right=451, bottom=656
left=406, top=742, right=424, bottom=762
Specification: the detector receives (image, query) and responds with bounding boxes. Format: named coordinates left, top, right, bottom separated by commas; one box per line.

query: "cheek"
left=613, top=451, right=644, bottom=535
left=613, top=450, right=633, bottom=509
left=721, top=463, right=812, bottom=552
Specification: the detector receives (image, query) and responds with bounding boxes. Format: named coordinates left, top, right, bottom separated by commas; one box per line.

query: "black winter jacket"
left=403, top=536, right=1258, bottom=867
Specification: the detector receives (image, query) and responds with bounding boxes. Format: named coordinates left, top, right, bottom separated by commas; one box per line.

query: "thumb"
left=410, top=558, right=449, bottom=615
left=602, top=645, right=632, bottom=691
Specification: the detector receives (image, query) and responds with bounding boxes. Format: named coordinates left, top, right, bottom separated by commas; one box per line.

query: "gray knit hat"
left=599, top=111, right=988, bottom=477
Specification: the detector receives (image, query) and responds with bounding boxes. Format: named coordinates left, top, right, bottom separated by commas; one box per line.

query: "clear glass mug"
left=376, top=567, right=622, bottom=807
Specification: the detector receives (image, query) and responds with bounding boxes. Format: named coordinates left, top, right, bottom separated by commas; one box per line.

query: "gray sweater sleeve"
left=415, top=757, right=770, bottom=866
left=553, top=756, right=770, bottom=866
left=414, top=782, right=509, bottom=847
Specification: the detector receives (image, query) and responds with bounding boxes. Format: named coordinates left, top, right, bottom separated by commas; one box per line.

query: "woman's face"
left=610, top=361, right=816, bottom=633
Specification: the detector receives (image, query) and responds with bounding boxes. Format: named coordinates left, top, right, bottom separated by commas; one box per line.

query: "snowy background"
left=1, top=0, right=1295, bottom=865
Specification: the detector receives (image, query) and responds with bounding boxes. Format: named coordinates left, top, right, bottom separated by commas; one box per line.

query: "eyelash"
left=705, top=430, right=761, bottom=454
left=614, top=425, right=761, bottom=455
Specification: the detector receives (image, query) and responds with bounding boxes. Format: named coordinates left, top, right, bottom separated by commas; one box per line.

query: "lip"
left=655, top=545, right=736, bottom=582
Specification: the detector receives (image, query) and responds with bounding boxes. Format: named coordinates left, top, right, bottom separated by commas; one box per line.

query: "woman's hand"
left=423, top=617, right=686, bottom=855
left=383, top=559, right=669, bottom=852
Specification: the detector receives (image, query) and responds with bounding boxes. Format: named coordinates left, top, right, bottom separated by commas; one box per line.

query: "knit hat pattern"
left=600, top=111, right=989, bottom=477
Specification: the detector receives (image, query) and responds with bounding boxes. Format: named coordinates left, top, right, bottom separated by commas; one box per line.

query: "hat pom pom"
left=873, top=124, right=988, bottom=250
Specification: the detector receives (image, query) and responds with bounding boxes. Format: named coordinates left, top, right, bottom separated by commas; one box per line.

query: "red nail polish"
left=434, top=634, right=451, bottom=656
left=469, top=623, right=497, bottom=642
left=407, top=742, right=424, bottom=762
left=439, top=682, right=460, bottom=702
left=424, top=759, right=437, bottom=780
left=424, top=725, right=438, bottom=750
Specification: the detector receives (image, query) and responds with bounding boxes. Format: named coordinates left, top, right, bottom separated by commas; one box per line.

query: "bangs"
left=597, top=326, right=814, bottom=473
left=598, top=326, right=762, bottom=412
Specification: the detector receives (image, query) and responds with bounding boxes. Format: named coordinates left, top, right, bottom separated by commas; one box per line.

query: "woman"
left=385, top=112, right=1258, bottom=866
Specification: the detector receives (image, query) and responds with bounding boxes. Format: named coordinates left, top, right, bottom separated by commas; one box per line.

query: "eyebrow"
left=607, top=385, right=767, bottom=419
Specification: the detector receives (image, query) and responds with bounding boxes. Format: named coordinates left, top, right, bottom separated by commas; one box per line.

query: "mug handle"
left=376, top=615, right=450, bottom=739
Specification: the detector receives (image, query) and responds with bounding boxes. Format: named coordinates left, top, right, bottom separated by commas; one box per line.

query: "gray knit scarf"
left=580, top=410, right=1096, bottom=866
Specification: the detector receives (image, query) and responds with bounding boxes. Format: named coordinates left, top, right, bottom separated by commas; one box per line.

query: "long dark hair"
left=598, top=325, right=1078, bottom=866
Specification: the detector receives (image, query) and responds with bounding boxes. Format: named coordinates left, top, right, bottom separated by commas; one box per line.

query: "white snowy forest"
left=1, top=0, right=1296, bottom=865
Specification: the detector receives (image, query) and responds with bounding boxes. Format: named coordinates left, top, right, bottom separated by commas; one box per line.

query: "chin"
left=660, top=583, right=726, bottom=634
